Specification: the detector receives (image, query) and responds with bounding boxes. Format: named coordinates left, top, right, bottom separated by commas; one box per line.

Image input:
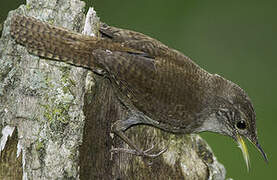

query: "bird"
left=10, top=15, right=268, bottom=169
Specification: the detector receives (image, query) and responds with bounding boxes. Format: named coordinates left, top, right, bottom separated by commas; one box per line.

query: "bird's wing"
left=100, top=23, right=173, bottom=58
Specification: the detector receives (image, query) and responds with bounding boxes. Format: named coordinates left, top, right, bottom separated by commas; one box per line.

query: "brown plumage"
left=10, top=15, right=267, bottom=164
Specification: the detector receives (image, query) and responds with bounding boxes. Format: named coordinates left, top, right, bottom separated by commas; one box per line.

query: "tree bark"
left=0, top=0, right=227, bottom=179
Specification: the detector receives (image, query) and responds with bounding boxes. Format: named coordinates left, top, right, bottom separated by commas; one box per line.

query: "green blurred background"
left=1, top=0, right=276, bottom=179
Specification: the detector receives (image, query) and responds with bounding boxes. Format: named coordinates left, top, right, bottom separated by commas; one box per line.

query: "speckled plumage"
left=10, top=15, right=267, bottom=161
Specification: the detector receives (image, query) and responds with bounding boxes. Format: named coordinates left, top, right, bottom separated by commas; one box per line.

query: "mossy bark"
left=0, top=0, right=227, bottom=179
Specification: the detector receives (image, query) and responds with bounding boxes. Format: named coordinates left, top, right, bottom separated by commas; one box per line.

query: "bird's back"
left=97, top=25, right=215, bottom=129
left=11, top=15, right=215, bottom=130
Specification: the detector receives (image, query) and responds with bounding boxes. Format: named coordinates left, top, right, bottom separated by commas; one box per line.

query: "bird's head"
left=210, top=74, right=268, bottom=170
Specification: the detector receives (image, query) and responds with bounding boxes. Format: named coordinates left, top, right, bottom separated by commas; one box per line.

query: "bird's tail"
left=10, top=15, right=102, bottom=68
left=10, top=15, right=139, bottom=69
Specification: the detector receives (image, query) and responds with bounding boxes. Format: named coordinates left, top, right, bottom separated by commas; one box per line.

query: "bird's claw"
left=111, top=145, right=167, bottom=158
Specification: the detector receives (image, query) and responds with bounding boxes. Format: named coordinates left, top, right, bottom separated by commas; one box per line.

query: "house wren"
left=10, top=15, right=268, bottom=168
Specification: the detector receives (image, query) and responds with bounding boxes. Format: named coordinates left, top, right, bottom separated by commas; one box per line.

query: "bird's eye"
left=236, top=120, right=246, bottom=129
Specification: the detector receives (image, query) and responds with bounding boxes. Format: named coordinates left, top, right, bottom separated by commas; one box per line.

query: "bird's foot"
left=111, top=144, right=167, bottom=158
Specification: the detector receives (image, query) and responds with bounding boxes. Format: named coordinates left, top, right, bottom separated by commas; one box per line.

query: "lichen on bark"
left=0, top=0, right=87, bottom=179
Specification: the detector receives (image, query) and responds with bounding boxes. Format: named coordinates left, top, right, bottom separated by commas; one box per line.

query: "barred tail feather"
left=10, top=15, right=96, bottom=68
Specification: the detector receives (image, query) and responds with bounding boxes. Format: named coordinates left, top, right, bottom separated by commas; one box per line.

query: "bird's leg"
left=111, top=115, right=167, bottom=158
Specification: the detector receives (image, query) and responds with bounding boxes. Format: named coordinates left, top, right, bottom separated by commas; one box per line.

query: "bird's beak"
left=236, top=134, right=250, bottom=171
left=236, top=134, right=268, bottom=171
left=247, top=137, right=268, bottom=164
left=254, top=142, right=268, bottom=163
